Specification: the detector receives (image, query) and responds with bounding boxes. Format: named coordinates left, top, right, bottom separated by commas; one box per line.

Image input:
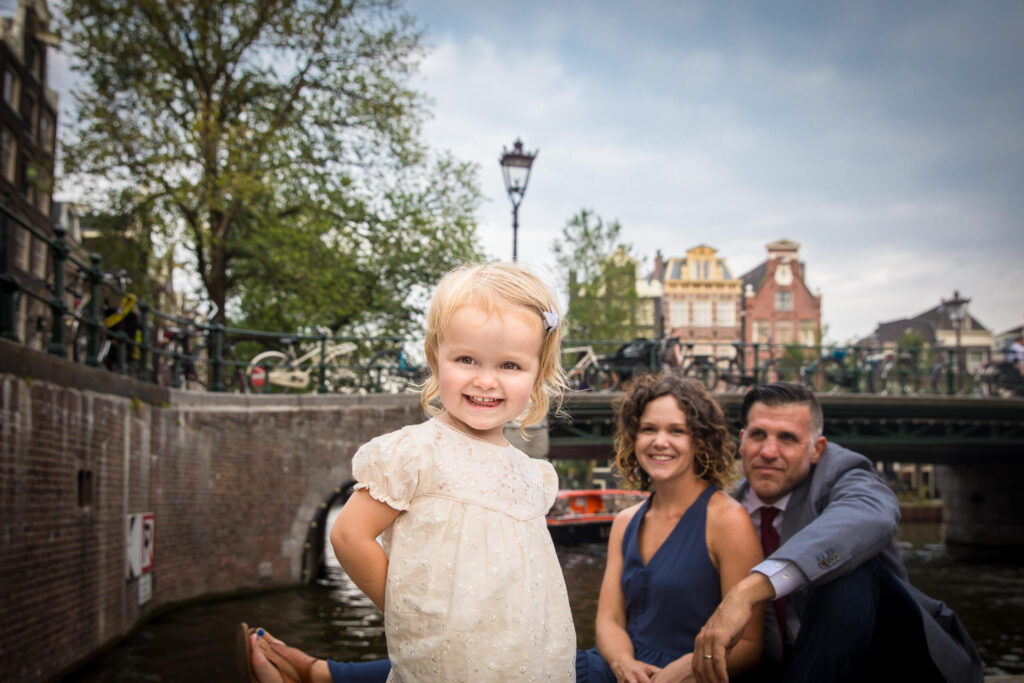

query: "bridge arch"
left=297, top=479, right=358, bottom=583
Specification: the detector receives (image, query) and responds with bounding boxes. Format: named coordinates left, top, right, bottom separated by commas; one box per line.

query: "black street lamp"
left=499, top=138, right=537, bottom=262
left=941, top=290, right=971, bottom=393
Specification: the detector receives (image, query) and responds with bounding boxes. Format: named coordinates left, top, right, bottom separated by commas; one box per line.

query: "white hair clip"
left=542, top=309, right=560, bottom=337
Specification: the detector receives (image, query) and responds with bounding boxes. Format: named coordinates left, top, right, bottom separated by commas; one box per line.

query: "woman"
left=240, top=372, right=763, bottom=683
left=577, top=373, right=763, bottom=682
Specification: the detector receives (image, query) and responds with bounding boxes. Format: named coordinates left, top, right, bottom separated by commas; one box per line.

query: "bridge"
left=549, top=390, right=1024, bottom=555
left=2, top=340, right=1023, bottom=681
left=550, top=392, right=1024, bottom=464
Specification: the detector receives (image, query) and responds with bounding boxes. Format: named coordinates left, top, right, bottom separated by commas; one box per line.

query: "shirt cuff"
left=752, top=559, right=807, bottom=599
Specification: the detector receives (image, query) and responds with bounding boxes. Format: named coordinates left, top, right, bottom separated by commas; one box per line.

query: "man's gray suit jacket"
left=733, top=441, right=983, bottom=683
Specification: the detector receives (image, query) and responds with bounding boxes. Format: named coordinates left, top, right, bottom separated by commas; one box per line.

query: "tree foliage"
left=59, top=0, right=482, bottom=333
left=551, top=208, right=638, bottom=341
left=77, top=192, right=166, bottom=307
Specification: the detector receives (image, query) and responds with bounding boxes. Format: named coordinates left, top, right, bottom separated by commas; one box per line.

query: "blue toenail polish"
left=257, top=628, right=265, bottom=637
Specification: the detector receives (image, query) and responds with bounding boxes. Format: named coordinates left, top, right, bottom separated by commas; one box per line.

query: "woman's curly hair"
left=613, top=372, right=735, bottom=490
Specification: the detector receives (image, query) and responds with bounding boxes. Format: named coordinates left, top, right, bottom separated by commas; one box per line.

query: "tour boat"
left=546, top=489, right=650, bottom=544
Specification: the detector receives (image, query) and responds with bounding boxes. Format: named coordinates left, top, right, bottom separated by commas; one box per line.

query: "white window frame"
left=753, top=321, right=771, bottom=344
left=669, top=300, right=688, bottom=327
left=715, top=300, right=735, bottom=327
left=775, top=321, right=794, bottom=344
left=692, top=301, right=712, bottom=327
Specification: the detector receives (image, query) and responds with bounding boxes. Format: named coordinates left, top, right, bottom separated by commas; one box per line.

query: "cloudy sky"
left=49, top=1, right=1023, bottom=343
left=401, top=0, right=1023, bottom=342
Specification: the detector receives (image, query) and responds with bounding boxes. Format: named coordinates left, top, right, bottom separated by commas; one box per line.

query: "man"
left=693, top=383, right=982, bottom=683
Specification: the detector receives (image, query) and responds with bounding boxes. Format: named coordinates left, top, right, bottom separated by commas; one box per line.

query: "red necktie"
left=760, top=507, right=788, bottom=653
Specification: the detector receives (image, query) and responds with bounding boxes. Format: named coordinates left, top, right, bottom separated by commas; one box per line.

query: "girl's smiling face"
left=435, top=304, right=543, bottom=445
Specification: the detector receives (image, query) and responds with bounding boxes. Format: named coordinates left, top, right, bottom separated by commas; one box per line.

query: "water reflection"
left=65, top=522, right=1024, bottom=680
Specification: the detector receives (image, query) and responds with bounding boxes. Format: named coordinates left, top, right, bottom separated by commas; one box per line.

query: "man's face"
left=739, top=401, right=827, bottom=504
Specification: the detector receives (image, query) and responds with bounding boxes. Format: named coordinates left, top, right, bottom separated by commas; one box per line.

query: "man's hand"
left=693, top=573, right=775, bottom=683
left=610, top=656, right=662, bottom=683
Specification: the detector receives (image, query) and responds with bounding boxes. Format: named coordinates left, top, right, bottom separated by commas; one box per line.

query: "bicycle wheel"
left=197, top=347, right=250, bottom=393
left=881, top=361, right=919, bottom=396
left=582, top=363, right=615, bottom=392
left=247, top=350, right=295, bottom=392
left=364, top=350, right=420, bottom=393
left=973, top=367, right=995, bottom=397
left=759, top=359, right=793, bottom=385
left=929, top=363, right=966, bottom=396
left=807, top=358, right=843, bottom=394
left=72, top=319, right=108, bottom=364
left=322, top=351, right=362, bottom=393
left=714, top=358, right=744, bottom=393
left=864, top=364, right=883, bottom=394
left=684, top=360, right=719, bottom=392
left=217, top=344, right=252, bottom=393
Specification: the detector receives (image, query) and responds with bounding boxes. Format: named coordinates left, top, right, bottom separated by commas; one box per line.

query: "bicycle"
left=70, top=269, right=142, bottom=374
left=676, top=343, right=718, bottom=392
left=364, top=343, right=428, bottom=393
left=860, top=351, right=889, bottom=394
left=801, top=347, right=864, bottom=394
left=714, top=343, right=793, bottom=393
left=605, top=338, right=660, bottom=389
left=165, top=302, right=251, bottom=392
left=927, top=349, right=968, bottom=395
left=247, top=329, right=360, bottom=393
left=155, top=324, right=197, bottom=388
left=878, top=349, right=922, bottom=396
left=564, top=346, right=616, bottom=392
left=974, top=359, right=1024, bottom=397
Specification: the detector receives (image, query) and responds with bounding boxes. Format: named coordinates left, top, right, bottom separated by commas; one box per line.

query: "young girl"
left=326, top=263, right=574, bottom=681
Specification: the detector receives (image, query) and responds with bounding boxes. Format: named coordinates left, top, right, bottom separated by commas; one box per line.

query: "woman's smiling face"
left=634, top=394, right=696, bottom=486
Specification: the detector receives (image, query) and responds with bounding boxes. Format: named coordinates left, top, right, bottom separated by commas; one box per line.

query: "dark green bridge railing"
left=550, top=392, right=1024, bottom=464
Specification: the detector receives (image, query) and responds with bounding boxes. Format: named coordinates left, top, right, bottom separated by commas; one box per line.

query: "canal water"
left=65, top=522, right=1024, bottom=681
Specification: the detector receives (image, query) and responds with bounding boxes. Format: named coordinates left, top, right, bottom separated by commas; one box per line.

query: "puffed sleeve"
left=534, top=459, right=561, bottom=512
left=352, top=427, right=425, bottom=511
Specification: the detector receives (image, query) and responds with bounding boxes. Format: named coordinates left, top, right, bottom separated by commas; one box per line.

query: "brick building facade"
left=1, top=0, right=62, bottom=348
left=739, top=238, right=821, bottom=349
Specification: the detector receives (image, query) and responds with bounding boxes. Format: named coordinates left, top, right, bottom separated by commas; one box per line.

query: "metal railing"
left=560, top=336, right=997, bottom=396
left=1, top=196, right=1004, bottom=396
left=0, top=194, right=419, bottom=394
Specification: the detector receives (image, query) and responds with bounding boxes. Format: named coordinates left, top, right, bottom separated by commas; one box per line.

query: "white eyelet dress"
left=352, top=417, right=576, bottom=682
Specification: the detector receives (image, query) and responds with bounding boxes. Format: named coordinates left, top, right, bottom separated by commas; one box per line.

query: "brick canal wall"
left=0, top=340, right=424, bottom=682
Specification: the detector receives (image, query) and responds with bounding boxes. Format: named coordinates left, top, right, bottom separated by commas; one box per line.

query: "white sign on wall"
left=125, top=512, right=155, bottom=582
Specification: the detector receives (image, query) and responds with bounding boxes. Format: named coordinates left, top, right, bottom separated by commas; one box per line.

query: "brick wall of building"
left=743, top=258, right=821, bottom=348
left=0, top=340, right=424, bottom=682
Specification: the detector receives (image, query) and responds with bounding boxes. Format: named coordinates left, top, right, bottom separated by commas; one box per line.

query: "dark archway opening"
left=301, top=480, right=357, bottom=583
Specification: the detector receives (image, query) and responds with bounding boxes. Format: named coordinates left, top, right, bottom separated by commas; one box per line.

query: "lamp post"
left=499, top=138, right=537, bottom=262
left=941, top=290, right=970, bottom=394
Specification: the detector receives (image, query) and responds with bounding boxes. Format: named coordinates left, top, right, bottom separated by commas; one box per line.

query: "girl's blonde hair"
left=421, top=263, right=569, bottom=428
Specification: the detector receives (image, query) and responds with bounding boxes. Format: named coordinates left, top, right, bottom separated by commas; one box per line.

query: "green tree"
left=59, top=0, right=482, bottom=332
left=551, top=209, right=638, bottom=341
left=898, top=329, right=930, bottom=368
left=78, top=195, right=166, bottom=307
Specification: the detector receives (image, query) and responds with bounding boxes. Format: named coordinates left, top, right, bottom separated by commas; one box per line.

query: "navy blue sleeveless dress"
left=576, top=485, right=721, bottom=681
